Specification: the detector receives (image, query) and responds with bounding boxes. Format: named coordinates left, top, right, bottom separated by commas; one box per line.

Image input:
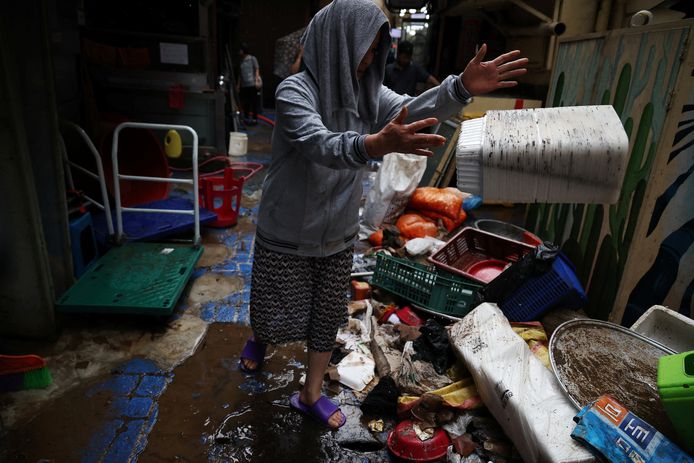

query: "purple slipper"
left=289, top=392, right=346, bottom=429
left=239, top=338, right=266, bottom=373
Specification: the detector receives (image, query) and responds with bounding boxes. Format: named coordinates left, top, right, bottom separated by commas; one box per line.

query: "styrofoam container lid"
left=456, top=105, right=629, bottom=204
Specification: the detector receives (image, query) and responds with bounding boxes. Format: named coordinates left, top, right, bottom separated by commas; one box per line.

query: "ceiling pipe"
left=508, top=0, right=552, bottom=23
left=507, top=21, right=567, bottom=36
left=442, top=0, right=565, bottom=36
left=440, top=0, right=566, bottom=71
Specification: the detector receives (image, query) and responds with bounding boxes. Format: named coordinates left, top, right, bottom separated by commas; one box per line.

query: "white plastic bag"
left=448, top=303, right=594, bottom=463
left=335, top=351, right=375, bottom=392
left=359, top=153, right=427, bottom=239
left=405, top=237, right=446, bottom=256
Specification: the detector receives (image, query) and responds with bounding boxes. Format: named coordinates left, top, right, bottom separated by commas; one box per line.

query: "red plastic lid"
left=396, top=306, right=424, bottom=326
left=387, top=420, right=451, bottom=462
left=467, top=259, right=509, bottom=283
left=378, top=305, right=399, bottom=324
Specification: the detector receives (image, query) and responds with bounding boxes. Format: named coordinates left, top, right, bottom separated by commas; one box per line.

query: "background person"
left=237, top=42, right=260, bottom=125
left=238, top=0, right=528, bottom=430
left=384, top=40, right=440, bottom=96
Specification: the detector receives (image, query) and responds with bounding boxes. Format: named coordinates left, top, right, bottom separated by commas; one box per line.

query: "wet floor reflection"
left=141, top=324, right=392, bottom=462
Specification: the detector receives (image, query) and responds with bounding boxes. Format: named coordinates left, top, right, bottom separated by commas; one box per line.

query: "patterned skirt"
left=249, top=242, right=354, bottom=352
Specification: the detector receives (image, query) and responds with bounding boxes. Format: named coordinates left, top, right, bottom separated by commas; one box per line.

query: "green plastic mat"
left=57, top=242, right=203, bottom=315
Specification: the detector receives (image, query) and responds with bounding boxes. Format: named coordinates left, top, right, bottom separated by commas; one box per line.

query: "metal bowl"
left=549, top=319, right=678, bottom=441
left=473, top=219, right=542, bottom=245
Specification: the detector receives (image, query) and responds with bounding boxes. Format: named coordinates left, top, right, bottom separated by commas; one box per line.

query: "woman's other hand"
left=365, top=106, right=445, bottom=158
left=461, top=44, right=528, bottom=96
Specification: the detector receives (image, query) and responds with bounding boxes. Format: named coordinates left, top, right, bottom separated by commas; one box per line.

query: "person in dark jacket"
left=239, top=0, right=528, bottom=430
left=384, top=40, right=440, bottom=96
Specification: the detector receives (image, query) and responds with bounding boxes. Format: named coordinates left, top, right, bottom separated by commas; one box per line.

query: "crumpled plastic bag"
left=336, top=303, right=373, bottom=352
left=359, top=153, right=427, bottom=240
left=405, top=236, right=446, bottom=256
left=510, top=321, right=550, bottom=369
left=391, top=342, right=451, bottom=396
left=447, top=445, right=485, bottom=463
left=370, top=316, right=402, bottom=376
left=412, top=318, right=454, bottom=375
left=360, top=376, right=400, bottom=419
left=397, top=378, right=482, bottom=418
left=335, top=351, right=375, bottom=392
left=442, top=413, right=475, bottom=438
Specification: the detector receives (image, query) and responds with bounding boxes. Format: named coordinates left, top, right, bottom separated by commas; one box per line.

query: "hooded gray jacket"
left=256, top=0, right=470, bottom=257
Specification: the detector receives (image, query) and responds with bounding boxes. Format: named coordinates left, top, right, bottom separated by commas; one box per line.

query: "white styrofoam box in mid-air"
left=456, top=105, right=629, bottom=204
left=455, top=116, right=485, bottom=197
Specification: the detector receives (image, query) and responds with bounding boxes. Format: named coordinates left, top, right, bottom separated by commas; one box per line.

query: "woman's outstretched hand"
left=461, top=44, right=528, bottom=96
left=364, top=106, right=445, bottom=159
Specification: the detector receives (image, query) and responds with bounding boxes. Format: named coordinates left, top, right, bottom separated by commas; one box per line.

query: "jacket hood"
left=301, top=0, right=390, bottom=125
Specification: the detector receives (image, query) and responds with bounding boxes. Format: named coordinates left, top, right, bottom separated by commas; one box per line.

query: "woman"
left=237, top=43, right=260, bottom=125
left=240, top=0, right=528, bottom=429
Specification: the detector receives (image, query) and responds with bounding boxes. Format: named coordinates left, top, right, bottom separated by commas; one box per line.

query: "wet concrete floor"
left=0, top=118, right=394, bottom=462
left=1, top=323, right=390, bottom=462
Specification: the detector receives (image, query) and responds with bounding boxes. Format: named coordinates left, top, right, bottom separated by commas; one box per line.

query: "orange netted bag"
left=408, top=187, right=463, bottom=221
left=368, top=229, right=383, bottom=247
left=396, top=213, right=438, bottom=240
left=441, top=209, right=467, bottom=232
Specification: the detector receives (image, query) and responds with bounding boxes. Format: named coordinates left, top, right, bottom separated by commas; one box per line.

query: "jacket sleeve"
left=375, top=74, right=472, bottom=132
left=275, top=80, right=370, bottom=170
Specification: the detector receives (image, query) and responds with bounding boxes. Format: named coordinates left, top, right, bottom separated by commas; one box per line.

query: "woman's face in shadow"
left=357, top=32, right=380, bottom=80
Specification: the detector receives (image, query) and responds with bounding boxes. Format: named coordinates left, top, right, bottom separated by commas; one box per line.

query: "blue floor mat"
left=92, top=197, right=217, bottom=245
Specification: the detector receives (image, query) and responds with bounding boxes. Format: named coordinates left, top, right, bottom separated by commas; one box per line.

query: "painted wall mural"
left=526, top=24, right=694, bottom=322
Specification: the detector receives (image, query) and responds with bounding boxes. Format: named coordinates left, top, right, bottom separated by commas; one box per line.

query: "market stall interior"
left=1, top=0, right=694, bottom=462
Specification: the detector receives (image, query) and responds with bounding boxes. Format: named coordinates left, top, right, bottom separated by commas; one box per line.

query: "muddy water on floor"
left=197, top=243, right=233, bottom=268
left=186, top=274, right=245, bottom=306
left=1, top=378, right=122, bottom=462
left=141, top=324, right=389, bottom=463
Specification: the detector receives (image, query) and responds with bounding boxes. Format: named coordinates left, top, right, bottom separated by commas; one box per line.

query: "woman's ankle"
left=299, top=387, right=322, bottom=405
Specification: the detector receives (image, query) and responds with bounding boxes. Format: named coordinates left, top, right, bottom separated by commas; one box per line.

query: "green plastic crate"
left=372, top=253, right=482, bottom=318
left=57, top=242, right=203, bottom=315
left=657, top=350, right=694, bottom=451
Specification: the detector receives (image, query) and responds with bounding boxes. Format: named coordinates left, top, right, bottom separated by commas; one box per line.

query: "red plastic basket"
left=199, top=168, right=242, bottom=228
left=427, top=227, right=535, bottom=284
left=198, top=162, right=263, bottom=228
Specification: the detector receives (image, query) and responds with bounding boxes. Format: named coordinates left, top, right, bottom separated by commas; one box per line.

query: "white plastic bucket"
left=228, top=132, right=248, bottom=157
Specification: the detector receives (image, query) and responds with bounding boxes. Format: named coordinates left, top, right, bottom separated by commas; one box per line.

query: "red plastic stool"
left=199, top=168, right=244, bottom=228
